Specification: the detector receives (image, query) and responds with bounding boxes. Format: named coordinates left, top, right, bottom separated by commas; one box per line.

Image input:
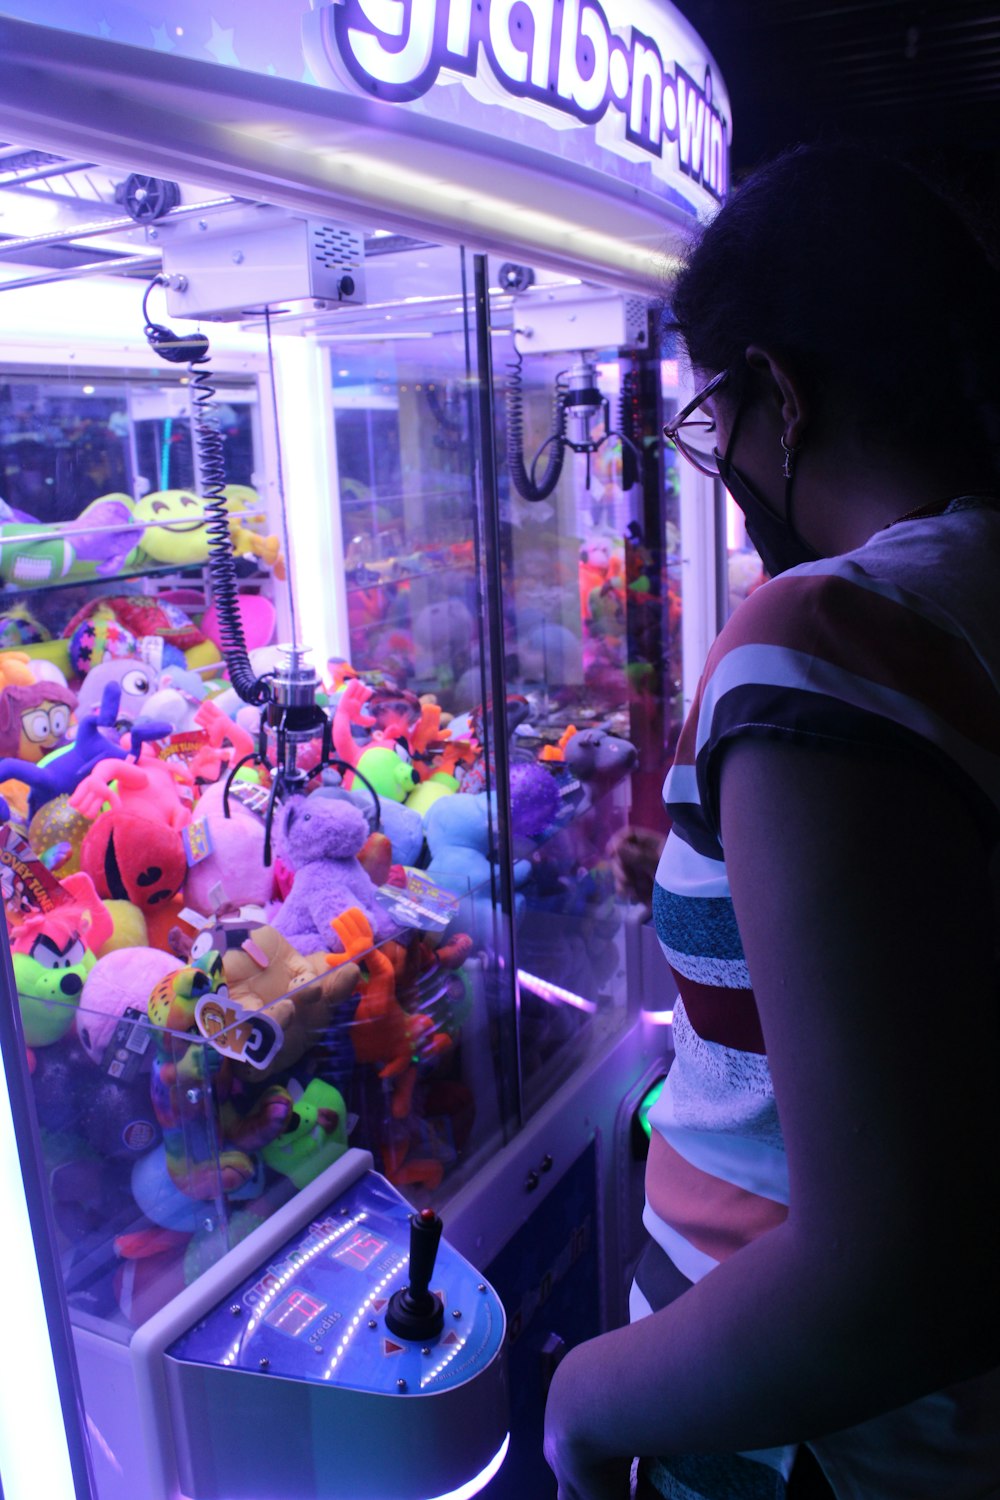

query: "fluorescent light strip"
left=0, top=1062, right=78, bottom=1500
left=517, top=970, right=597, bottom=1014
left=426, top=1434, right=511, bottom=1500
left=640, top=1008, right=675, bottom=1025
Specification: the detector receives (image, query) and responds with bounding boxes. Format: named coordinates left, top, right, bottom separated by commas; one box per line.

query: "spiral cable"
left=505, top=350, right=566, bottom=502
left=617, top=370, right=640, bottom=492
left=189, top=363, right=271, bottom=705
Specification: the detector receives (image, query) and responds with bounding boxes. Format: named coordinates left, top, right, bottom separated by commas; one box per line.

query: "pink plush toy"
left=271, top=796, right=393, bottom=953
left=77, top=946, right=183, bottom=1063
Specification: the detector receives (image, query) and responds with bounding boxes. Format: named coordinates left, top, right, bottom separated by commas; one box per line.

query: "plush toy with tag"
left=146, top=948, right=293, bottom=1199
left=271, top=796, right=394, bottom=954
left=217, top=921, right=362, bottom=1082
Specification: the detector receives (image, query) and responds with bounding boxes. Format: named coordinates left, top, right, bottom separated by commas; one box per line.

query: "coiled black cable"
left=189, top=363, right=271, bottom=706
left=618, top=369, right=640, bottom=492
left=142, top=274, right=270, bottom=706
left=505, top=350, right=567, bottom=502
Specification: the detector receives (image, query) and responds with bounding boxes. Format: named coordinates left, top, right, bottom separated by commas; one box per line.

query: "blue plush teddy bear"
left=423, top=792, right=530, bottom=947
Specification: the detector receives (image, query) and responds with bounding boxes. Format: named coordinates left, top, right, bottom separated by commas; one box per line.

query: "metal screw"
left=422, top=1347, right=431, bottom=1356
left=147, top=228, right=159, bottom=241
left=397, top=1378, right=407, bottom=1392
left=540, top=1153, right=554, bottom=1173
left=259, top=1357, right=270, bottom=1370
left=368, top=1319, right=377, bottom=1330
left=198, top=219, right=207, bottom=230
left=478, top=1283, right=487, bottom=1293
left=232, top=250, right=244, bottom=264
left=525, top=1169, right=540, bottom=1192
left=229, top=1304, right=242, bottom=1317
left=452, top=1309, right=462, bottom=1320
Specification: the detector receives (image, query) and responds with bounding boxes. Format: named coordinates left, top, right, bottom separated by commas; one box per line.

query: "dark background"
left=672, top=0, right=1000, bottom=211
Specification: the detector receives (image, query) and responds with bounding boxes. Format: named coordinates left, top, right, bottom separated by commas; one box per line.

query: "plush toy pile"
left=4, top=631, right=638, bottom=1328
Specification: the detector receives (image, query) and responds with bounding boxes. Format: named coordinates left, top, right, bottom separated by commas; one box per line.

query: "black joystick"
left=385, top=1209, right=445, bottom=1341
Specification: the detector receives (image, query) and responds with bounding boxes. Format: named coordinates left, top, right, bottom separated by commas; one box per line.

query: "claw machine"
left=0, top=5, right=731, bottom=1498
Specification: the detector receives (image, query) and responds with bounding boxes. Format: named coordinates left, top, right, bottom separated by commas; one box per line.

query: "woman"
left=544, top=144, right=1000, bottom=1499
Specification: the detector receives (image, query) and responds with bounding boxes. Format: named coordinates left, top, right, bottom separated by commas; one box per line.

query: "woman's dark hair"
left=668, top=143, right=1000, bottom=481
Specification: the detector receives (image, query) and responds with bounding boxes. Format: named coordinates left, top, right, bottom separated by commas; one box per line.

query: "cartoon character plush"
left=11, top=872, right=114, bottom=1048
left=216, top=921, right=362, bottom=1081
left=0, top=676, right=76, bottom=762
left=423, top=791, right=531, bottom=947
left=261, top=1079, right=348, bottom=1188
left=271, top=796, right=394, bottom=954
left=132, top=489, right=209, bottom=566
left=147, top=949, right=293, bottom=1199
left=75, top=657, right=161, bottom=727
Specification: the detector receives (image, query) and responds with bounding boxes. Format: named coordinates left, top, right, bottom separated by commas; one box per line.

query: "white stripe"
left=641, top=1201, right=720, bottom=1283
left=662, top=761, right=699, bottom=806
left=696, top=643, right=1000, bottom=806
left=657, top=942, right=750, bottom=989
left=655, top=830, right=730, bottom=898
left=779, top=552, right=966, bottom=637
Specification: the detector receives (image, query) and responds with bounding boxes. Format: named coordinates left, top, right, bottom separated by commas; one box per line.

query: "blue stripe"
left=653, top=884, right=744, bottom=961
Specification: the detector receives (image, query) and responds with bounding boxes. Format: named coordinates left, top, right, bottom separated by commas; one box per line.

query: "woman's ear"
left=745, top=345, right=808, bottom=449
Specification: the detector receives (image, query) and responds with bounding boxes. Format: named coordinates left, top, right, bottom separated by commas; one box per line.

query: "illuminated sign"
left=303, top=0, right=729, bottom=202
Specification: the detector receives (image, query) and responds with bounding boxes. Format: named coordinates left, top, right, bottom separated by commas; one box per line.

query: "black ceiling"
left=672, top=0, right=1000, bottom=185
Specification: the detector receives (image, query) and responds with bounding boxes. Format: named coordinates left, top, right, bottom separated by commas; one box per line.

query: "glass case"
left=0, top=155, right=687, bottom=1500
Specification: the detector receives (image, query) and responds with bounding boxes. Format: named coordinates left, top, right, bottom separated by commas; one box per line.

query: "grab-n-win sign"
left=304, top=0, right=730, bottom=205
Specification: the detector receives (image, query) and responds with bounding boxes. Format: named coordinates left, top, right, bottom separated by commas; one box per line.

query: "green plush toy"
left=262, top=1079, right=348, bottom=1189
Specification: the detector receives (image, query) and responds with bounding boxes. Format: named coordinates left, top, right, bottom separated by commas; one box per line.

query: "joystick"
left=385, top=1208, right=445, bottom=1341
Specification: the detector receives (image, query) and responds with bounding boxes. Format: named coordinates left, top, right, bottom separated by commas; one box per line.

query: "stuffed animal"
left=271, top=796, right=394, bottom=953
left=132, top=489, right=209, bottom=566
left=11, top=871, right=114, bottom=1048
left=261, top=1079, right=348, bottom=1188
left=423, top=791, right=531, bottom=948
left=147, top=949, right=293, bottom=1199
left=218, top=922, right=361, bottom=1081
left=77, top=946, right=183, bottom=1063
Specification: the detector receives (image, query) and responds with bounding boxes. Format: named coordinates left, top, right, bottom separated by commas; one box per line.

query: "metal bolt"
left=229, top=1304, right=242, bottom=1317
left=478, top=1283, right=487, bottom=1293
left=452, top=1309, right=462, bottom=1320
left=397, top=1378, right=407, bottom=1392
left=198, top=219, right=207, bottom=230
left=422, top=1347, right=431, bottom=1356
left=540, top=1153, right=554, bottom=1173
left=148, top=228, right=159, bottom=241
left=368, top=1319, right=377, bottom=1330
left=259, top=1357, right=270, bottom=1370
left=232, top=250, right=244, bottom=264
left=525, top=1169, right=540, bottom=1192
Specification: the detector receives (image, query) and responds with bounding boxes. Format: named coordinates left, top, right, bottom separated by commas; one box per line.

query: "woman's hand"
left=544, top=1342, right=633, bottom=1500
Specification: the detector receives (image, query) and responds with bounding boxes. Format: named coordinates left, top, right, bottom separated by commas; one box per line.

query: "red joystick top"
left=385, top=1210, right=445, bottom=1342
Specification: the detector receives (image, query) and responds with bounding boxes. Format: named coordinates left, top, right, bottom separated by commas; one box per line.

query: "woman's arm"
left=544, top=738, right=1000, bottom=1499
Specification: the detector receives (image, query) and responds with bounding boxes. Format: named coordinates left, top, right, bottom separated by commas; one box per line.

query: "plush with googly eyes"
left=75, top=657, right=158, bottom=727
left=133, top=490, right=209, bottom=566
left=81, top=810, right=187, bottom=910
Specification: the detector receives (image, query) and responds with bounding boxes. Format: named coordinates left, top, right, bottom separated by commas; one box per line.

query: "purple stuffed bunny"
left=271, top=796, right=392, bottom=953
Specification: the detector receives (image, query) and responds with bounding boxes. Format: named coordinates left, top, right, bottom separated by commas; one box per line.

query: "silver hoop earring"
left=780, top=436, right=796, bottom=480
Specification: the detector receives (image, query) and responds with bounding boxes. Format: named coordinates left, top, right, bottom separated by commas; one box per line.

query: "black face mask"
left=717, top=452, right=820, bottom=577
left=716, top=392, right=820, bottom=578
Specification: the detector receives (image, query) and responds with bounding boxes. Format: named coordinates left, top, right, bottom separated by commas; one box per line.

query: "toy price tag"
left=0, top=824, right=75, bottom=917
left=228, top=781, right=271, bottom=820
left=183, top=819, right=215, bottom=867
left=375, top=870, right=459, bottom=932
left=158, top=729, right=209, bottom=763
left=100, top=1005, right=154, bottom=1083
left=195, top=990, right=283, bottom=1071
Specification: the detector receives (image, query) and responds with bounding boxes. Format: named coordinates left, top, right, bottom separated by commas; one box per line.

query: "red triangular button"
left=442, top=1331, right=461, bottom=1346
left=383, top=1339, right=404, bottom=1355
left=371, top=1298, right=388, bottom=1312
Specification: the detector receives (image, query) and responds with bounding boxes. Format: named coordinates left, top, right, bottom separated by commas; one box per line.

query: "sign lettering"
left=304, top=0, right=729, bottom=202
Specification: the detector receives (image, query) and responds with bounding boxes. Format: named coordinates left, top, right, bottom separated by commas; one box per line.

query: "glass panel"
left=488, top=274, right=675, bottom=1114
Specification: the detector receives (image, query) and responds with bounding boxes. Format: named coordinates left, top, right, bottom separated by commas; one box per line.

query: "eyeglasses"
left=663, top=370, right=729, bottom=477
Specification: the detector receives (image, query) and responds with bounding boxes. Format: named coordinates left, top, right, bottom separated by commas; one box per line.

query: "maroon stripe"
left=675, top=974, right=766, bottom=1054
left=705, top=573, right=1000, bottom=750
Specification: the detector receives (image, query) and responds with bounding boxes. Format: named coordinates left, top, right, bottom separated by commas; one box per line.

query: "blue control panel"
left=167, top=1172, right=505, bottom=1396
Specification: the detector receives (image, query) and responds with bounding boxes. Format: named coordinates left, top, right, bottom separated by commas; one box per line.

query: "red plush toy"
left=81, top=811, right=187, bottom=909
